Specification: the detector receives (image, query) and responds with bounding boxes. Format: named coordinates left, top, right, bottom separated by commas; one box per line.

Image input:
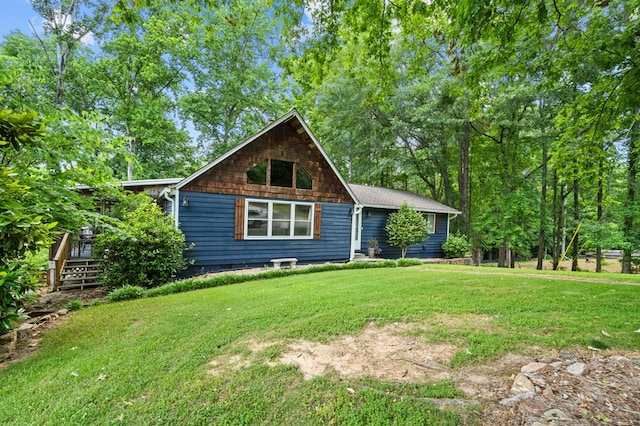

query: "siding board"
left=360, top=208, right=449, bottom=259
left=179, top=192, right=352, bottom=275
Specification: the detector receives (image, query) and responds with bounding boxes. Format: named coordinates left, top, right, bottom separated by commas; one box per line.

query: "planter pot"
left=368, top=247, right=376, bottom=258
left=0, top=330, right=17, bottom=362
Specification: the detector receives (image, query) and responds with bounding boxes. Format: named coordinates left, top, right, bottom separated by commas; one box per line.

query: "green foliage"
left=65, top=300, right=83, bottom=311
left=384, top=202, right=429, bottom=258
left=397, top=258, right=423, bottom=267
left=0, top=264, right=38, bottom=334
left=442, top=234, right=471, bottom=259
left=108, top=285, right=146, bottom=302
left=94, top=195, right=189, bottom=288
left=0, top=109, right=55, bottom=334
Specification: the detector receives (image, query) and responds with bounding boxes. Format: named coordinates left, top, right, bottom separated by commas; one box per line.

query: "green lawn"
left=1, top=265, right=639, bottom=425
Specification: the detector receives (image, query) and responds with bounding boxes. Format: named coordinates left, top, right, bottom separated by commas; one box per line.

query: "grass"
left=1, top=265, right=640, bottom=425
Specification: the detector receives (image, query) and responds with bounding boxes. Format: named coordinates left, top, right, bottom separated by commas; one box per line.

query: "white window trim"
left=424, top=213, right=436, bottom=234
left=245, top=198, right=314, bottom=240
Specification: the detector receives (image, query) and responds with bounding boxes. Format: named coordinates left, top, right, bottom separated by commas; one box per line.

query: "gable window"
left=247, top=160, right=267, bottom=185
left=424, top=213, right=436, bottom=234
left=245, top=199, right=314, bottom=239
left=247, top=159, right=312, bottom=190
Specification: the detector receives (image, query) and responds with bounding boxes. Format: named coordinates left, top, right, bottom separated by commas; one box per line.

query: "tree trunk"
left=596, top=156, right=604, bottom=272
left=571, top=173, right=579, bottom=272
left=622, top=118, right=639, bottom=273
left=127, top=138, right=136, bottom=181
left=537, top=138, right=548, bottom=270
left=498, top=244, right=508, bottom=268
left=458, top=121, right=470, bottom=235
left=551, top=171, right=564, bottom=270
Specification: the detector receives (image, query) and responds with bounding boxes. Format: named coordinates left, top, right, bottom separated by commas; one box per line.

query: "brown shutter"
left=313, top=203, right=322, bottom=239
left=235, top=198, right=245, bottom=240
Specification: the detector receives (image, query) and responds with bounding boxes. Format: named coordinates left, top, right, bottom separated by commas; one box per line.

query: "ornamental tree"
left=384, top=202, right=429, bottom=259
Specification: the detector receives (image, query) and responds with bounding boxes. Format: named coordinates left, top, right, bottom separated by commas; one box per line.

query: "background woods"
left=2, top=0, right=639, bottom=272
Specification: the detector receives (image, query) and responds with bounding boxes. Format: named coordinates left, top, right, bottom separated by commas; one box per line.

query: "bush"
left=94, top=196, right=190, bottom=289
left=397, top=258, right=423, bottom=267
left=65, top=300, right=83, bottom=311
left=108, top=285, right=146, bottom=302
left=442, top=233, right=470, bottom=259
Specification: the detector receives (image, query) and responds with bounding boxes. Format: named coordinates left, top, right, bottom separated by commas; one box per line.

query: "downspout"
left=162, top=188, right=179, bottom=229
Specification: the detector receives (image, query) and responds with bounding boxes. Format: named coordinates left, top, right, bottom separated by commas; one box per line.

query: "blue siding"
left=360, top=208, right=448, bottom=259
left=178, top=191, right=353, bottom=275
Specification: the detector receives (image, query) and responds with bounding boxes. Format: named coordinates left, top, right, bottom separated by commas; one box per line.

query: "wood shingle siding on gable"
left=179, top=192, right=352, bottom=275
left=181, top=122, right=352, bottom=204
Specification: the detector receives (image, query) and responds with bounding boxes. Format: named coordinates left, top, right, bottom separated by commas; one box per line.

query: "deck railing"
left=49, top=232, right=71, bottom=290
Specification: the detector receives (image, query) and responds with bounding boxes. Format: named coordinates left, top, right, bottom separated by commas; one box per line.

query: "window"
left=247, top=160, right=267, bottom=185
left=424, top=213, right=436, bottom=234
left=271, top=160, right=294, bottom=188
left=247, top=159, right=312, bottom=190
left=296, top=166, right=312, bottom=190
left=245, top=199, right=314, bottom=239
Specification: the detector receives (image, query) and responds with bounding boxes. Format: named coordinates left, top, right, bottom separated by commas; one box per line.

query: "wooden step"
left=58, top=258, right=102, bottom=290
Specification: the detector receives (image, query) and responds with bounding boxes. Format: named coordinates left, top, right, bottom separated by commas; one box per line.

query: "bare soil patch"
left=209, top=321, right=640, bottom=425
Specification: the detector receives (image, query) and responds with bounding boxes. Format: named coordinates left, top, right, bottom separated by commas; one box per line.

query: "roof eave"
left=360, top=203, right=461, bottom=214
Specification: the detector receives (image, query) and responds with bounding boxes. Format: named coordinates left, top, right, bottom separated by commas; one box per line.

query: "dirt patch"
left=208, top=322, right=640, bottom=424
left=280, top=321, right=457, bottom=382
left=25, top=287, right=107, bottom=313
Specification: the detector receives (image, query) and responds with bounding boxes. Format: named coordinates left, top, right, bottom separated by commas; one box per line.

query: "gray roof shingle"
left=349, top=184, right=460, bottom=214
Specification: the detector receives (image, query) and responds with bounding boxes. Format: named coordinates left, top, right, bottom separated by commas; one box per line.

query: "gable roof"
left=349, top=184, right=460, bottom=214
left=175, top=108, right=358, bottom=203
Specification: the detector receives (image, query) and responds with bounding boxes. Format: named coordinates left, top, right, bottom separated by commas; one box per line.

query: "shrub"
left=108, top=285, right=146, bottom=302
left=385, top=202, right=429, bottom=258
left=397, top=258, right=423, bottom=267
left=65, top=300, right=83, bottom=311
left=442, top=233, right=470, bottom=259
left=94, top=196, right=190, bottom=288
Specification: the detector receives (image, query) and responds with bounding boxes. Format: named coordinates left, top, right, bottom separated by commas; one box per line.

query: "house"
left=158, top=109, right=460, bottom=275
left=350, top=184, right=460, bottom=259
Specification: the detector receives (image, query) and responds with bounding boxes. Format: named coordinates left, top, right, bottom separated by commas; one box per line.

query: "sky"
left=1, top=0, right=41, bottom=38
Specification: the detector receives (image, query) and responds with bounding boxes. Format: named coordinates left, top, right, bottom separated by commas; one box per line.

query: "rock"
left=500, top=392, right=536, bottom=406
left=511, top=373, right=536, bottom=394
left=521, top=362, right=548, bottom=373
left=550, top=361, right=563, bottom=369
left=0, top=330, right=17, bottom=361
left=543, top=408, right=571, bottom=421
left=39, top=315, right=52, bottom=324
left=56, top=308, right=69, bottom=316
left=16, top=322, right=35, bottom=340
left=567, top=362, right=589, bottom=376
left=542, top=386, right=555, bottom=399
left=49, top=313, right=58, bottom=320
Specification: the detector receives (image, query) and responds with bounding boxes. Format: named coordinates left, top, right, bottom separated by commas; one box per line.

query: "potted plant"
left=367, top=239, right=378, bottom=258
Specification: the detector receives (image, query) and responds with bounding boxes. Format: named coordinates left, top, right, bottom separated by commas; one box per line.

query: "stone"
left=16, top=322, right=35, bottom=340
left=550, top=361, right=563, bottom=369
left=543, top=408, right=571, bottom=421
left=567, top=362, right=589, bottom=376
left=511, top=373, right=536, bottom=394
left=56, top=308, right=69, bottom=316
left=521, top=362, right=548, bottom=373
left=0, top=330, right=17, bottom=361
left=500, top=392, right=536, bottom=406
left=542, top=386, right=555, bottom=399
